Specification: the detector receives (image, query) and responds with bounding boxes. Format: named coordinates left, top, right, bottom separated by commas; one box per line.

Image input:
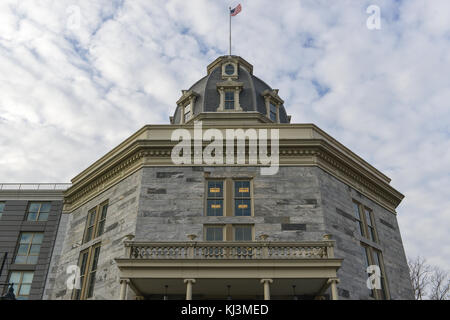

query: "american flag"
left=230, top=4, right=242, bottom=16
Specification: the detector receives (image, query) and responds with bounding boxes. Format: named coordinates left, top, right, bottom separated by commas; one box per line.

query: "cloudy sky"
left=0, top=0, right=449, bottom=272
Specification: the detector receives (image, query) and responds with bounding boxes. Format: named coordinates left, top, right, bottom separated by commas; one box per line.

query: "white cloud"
left=0, top=0, right=449, bottom=272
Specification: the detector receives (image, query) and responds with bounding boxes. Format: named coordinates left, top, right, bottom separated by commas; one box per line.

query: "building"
left=8, top=56, right=413, bottom=300
left=0, top=183, right=69, bottom=299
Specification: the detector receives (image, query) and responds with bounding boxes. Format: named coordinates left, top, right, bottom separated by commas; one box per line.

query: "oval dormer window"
left=225, top=64, right=235, bottom=75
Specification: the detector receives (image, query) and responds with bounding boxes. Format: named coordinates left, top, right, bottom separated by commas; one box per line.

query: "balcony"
left=125, top=241, right=335, bottom=260
left=115, top=238, right=343, bottom=300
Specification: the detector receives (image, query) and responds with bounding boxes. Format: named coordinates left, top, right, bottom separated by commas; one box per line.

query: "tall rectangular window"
left=9, top=271, right=34, bottom=300
left=269, top=103, right=277, bottom=121
left=96, top=203, right=109, bottom=237
left=361, top=244, right=390, bottom=300
left=205, top=226, right=224, bottom=241
left=225, top=91, right=234, bottom=109
left=26, top=202, right=51, bottom=221
left=373, top=249, right=388, bottom=300
left=206, top=181, right=224, bottom=216
left=83, top=208, right=97, bottom=243
left=82, top=201, right=109, bottom=244
left=364, top=208, right=377, bottom=242
left=353, top=201, right=378, bottom=243
left=14, top=233, right=44, bottom=264
left=0, top=202, right=4, bottom=219
left=234, top=180, right=251, bottom=216
left=184, top=103, right=191, bottom=122
left=72, top=243, right=101, bottom=300
left=353, top=202, right=364, bottom=236
left=234, top=225, right=252, bottom=241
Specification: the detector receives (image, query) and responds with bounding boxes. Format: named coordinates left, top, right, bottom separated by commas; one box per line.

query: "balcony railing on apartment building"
left=0, top=183, right=72, bottom=191
left=124, top=239, right=335, bottom=260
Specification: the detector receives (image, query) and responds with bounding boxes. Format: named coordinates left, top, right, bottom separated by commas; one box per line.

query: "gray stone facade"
left=316, top=169, right=414, bottom=300
left=46, top=165, right=413, bottom=300
left=47, top=170, right=142, bottom=300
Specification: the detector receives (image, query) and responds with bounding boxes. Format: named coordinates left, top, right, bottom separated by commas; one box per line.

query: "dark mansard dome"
left=171, top=56, right=290, bottom=124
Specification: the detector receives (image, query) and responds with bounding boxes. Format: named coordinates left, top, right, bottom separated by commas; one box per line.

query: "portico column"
left=328, top=278, right=340, bottom=300
left=184, top=279, right=196, bottom=300
left=260, top=279, right=273, bottom=300
left=119, top=279, right=129, bottom=300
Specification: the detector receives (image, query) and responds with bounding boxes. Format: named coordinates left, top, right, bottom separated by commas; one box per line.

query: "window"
left=0, top=202, right=4, bottom=219
left=96, top=204, right=108, bottom=237
left=26, top=202, right=51, bottom=221
left=361, top=246, right=375, bottom=298
left=269, top=103, right=277, bottom=121
left=206, top=181, right=224, bottom=216
left=225, top=64, right=235, bottom=75
left=361, top=244, right=390, bottom=300
left=72, top=243, right=101, bottom=300
left=364, top=208, right=377, bottom=242
left=205, top=226, right=224, bottom=241
left=82, top=201, right=109, bottom=244
left=353, top=202, right=365, bottom=237
left=205, top=224, right=254, bottom=241
left=234, top=180, right=251, bottom=216
left=234, top=225, right=252, bottom=241
left=14, top=233, right=43, bottom=264
left=225, top=91, right=234, bottom=109
left=373, top=250, right=388, bottom=300
left=353, top=201, right=378, bottom=243
left=184, top=103, right=191, bottom=122
left=9, top=271, right=34, bottom=300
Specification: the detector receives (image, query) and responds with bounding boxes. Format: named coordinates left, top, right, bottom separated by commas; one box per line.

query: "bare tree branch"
left=408, top=256, right=431, bottom=300
left=429, top=266, right=450, bottom=300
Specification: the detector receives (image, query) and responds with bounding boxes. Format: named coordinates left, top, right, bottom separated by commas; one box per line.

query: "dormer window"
left=269, top=103, right=277, bottom=121
left=221, top=61, right=238, bottom=79
left=224, top=91, right=235, bottom=109
left=225, top=64, right=235, bottom=75
left=262, top=89, right=284, bottom=123
left=184, top=103, right=191, bottom=122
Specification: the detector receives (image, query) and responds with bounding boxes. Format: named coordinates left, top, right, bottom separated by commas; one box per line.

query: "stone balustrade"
left=124, top=240, right=335, bottom=260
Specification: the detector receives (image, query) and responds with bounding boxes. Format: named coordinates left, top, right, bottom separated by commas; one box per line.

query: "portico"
left=115, top=238, right=342, bottom=300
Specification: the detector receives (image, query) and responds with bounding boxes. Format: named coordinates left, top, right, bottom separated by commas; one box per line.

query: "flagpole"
left=229, top=7, right=231, bottom=56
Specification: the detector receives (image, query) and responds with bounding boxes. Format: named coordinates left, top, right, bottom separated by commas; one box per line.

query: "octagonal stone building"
left=45, top=56, right=414, bottom=300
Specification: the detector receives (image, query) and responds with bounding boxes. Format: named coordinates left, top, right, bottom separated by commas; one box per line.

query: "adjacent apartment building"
left=0, top=183, right=69, bottom=299
left=2, top=56, right=414, bottom=300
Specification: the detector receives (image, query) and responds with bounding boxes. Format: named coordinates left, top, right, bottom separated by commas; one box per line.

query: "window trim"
left=82, top=201, right=109, bottom=244
left=14, top=232, right=44, bottom=265
left=25, top=202, right=51, bottom=221
left=183, top=102, right=192, bottom=123
left=8, top=271, right=34, bottom=300
left=224, top=90, right=235, bottom=110
left=0, top=202, right=4, bottom=220
left=205, top=179, right=225, bottom=217
left=353, top=200, right=379, bottom=243
left=232, top=225, right=254, bottom=241
left=204, top=225, right=225, bottom=241
left=72, top=242, right=101, bottom=300
left=232, top=178, right=254, bottom=217
left=361, top=243, right=390, bottom=300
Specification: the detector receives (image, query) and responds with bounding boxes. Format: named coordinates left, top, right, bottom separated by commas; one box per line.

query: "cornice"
left=63, top=137, right=404, bottom=215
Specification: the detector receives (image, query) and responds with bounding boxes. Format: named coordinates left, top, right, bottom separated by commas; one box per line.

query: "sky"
left=0, top=0, right=449, bottom=273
